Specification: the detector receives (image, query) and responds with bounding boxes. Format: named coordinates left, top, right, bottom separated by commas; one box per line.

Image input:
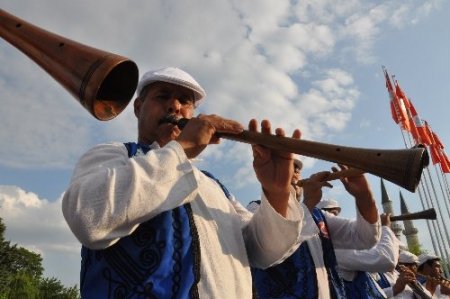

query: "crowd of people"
left=62, top=67, right=449, bottom=298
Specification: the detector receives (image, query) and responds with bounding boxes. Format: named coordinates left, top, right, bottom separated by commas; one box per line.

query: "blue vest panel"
left=343, top=271, right=387, bottom=299
left=79, top=143, right=201, bottom=298
left=251, top=208, right=346, bottom=299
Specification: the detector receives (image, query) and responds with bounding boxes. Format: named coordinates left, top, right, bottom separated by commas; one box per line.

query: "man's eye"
left=156, top=94, right=169, bottom=100
left=181, top=98, right=194, bottom=105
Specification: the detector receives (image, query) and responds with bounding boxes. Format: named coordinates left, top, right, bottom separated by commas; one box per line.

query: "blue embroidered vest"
left=251, top=208, right=346, bottom=299
left=375, top=272, right=391, bottom=289
left=343, top=271, right=387, bottom=299
left=80, top=143, right=203, bottom=298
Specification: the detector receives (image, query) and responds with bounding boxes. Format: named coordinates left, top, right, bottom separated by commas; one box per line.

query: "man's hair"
left=138, top=85, right=151, bottom=100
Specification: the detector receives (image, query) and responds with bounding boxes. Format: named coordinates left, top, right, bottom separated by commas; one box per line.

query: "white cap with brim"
left=399, top=250, right=419, bottom=264
left=418, top=253, right=440, bottom=267
left=317, top=199, right=341, bottom=211
left=136, top=67, right=206, bottom=104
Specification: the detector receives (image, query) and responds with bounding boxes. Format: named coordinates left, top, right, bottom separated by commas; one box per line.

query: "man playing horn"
left=334, top=213, right=400, bottom=298
left=417, top=253, right=450, bottom=298
left=62, top=67, right=305, bottom=298
left=317, top=198, right=342, bottom=216
left=248, top=165, right=381, bottom=298
left=375, top=250, right=433, bottom=299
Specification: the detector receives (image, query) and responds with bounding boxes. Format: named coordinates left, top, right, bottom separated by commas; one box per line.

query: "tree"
left=38, top=277, right=79, bottom=299
left=0, top=218, right=79, bottom=298
left=0, top=218, right=12, bottom=296
left=6, top=272, right=38, bottom=299
left=408, top=242, right=424, bottom=256
left=8, top=245, right=43, bottom=278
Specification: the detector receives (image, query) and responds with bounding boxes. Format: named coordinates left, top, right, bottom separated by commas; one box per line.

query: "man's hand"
left=393, top=267, right=416, bottom=295
left=176, top=114, right=243, bottom=158
left=250, top=119, right=301, bottom=217
left=302, top=172, right=333, bottom=212
left=380, top=213, right=391, bottom=227
left=333, top=164, right=378, bottom=224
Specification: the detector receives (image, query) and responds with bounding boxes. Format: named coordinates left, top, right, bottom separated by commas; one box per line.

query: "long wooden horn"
left=0, top=9, right=138, bottom=120
left=229, top=131, right=428, bottom=192
left=167, top=117, right=429, bottom=192
left=390, top=208, right=437, bottom=221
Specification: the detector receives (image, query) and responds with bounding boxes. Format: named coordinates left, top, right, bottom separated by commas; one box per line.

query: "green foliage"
left=8, top=245, right=44, bottom=278
left=408, top=242, right=424, bottom=256
left=38, top=277, right=79, bottom=299
left=0, top=218, right=79, bottom=298
left=7, top=272, right=38, bottom=299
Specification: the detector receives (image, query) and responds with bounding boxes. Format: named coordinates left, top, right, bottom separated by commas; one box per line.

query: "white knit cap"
left=398, top=250, right=418, bottom=264
left=418, top=253, right=440, bottom=267
left=317, top=199, right=341, bottom=210
left=136, top=67, right=206, bottom=104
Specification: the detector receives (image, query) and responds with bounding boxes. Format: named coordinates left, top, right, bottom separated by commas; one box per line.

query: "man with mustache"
left=62, top=67, right=305, bottom=298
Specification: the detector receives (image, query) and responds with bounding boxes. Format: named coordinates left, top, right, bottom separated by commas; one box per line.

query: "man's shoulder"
left=246, top=200, right=261, bottom=213
left=80, top=142, right=127, bottom=157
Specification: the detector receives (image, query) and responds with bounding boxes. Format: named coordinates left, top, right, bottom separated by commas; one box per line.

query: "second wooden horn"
left=172, top=117, right=429, bottom=192
left=0, top=9, right=138, bottom=120
left=220, top=130, right=429, bottom=192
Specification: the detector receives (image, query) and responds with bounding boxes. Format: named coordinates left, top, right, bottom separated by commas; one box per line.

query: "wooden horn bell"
left=0, top=9, right=138, bottom=120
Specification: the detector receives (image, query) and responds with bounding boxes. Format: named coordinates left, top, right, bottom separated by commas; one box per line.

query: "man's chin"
left=156, top=124, right=179, bottom=144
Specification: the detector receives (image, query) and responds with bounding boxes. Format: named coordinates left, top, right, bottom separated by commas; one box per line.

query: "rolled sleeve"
left=244, top=192, right=303, bottom=269
left=328, top=209, right=381, bottom=250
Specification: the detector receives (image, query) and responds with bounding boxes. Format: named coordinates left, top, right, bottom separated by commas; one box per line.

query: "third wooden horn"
left=0, top=9, right=138, bottom=120
left=390, top=208, right=437, bottom=221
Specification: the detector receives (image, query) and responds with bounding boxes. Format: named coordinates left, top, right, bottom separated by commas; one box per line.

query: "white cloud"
left=0, top=185, right=80, bottom=286
left=0, top=0, right=440, bottom=170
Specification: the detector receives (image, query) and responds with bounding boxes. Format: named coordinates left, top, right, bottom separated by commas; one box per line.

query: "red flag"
left=383, top=68, right=410, bottom=131
left=426, top=123, right=442, bottom=164
left=390, top=101, right=399, bottom=123
left=424, top=121, right=435, bottom=145
left=395, top=81, right=432, bottom=145
left=426, top=124, right=450, bottom=172
left=429, top=143, right=441, bottom=165
left=438, top=149, right=450, bottom=173
left=431, top=131, right=444, bottom=149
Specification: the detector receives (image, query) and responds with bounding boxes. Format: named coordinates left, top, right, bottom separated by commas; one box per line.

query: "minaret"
left=400, top=192, right=421, bottom=250
left=380, top=179, right=403, bottom=238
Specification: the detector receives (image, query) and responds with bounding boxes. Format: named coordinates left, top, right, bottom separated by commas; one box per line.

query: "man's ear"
left=133, top=98, right=142, bottom=117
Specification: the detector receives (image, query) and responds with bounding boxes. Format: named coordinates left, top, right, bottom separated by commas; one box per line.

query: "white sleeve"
left=62, top=141, right=198, bottom=249
left=242, top=191, right=304, bottom=269
left=383, top=286, right=394, bottom=298
left=326, top=209, right=381, bottom=250
left=334, top=226, right=399, bottom=273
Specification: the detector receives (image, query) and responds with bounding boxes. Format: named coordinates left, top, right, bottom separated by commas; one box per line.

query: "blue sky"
left=1, top=0, right=449, bottom=287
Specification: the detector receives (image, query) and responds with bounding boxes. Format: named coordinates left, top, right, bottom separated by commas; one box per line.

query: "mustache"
left=158, top=115, right=180, bottom=126
left=158, top=115, right=189, bottom=129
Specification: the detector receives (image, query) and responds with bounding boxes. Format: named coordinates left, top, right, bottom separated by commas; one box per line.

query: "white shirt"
left=62, top=141, right=304, bottom=298
left=335, top=226, right=399, bottom=279
left=334, top=226, right=399, bottom=298
left=373, top=270, right=432, bottom=299
left=422, top=283, right=450, bottom=299
left=300, top=209, right=381, bottom=299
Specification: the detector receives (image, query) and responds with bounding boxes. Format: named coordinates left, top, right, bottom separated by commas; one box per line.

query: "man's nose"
left=166, top=96, right=182, bottom=113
